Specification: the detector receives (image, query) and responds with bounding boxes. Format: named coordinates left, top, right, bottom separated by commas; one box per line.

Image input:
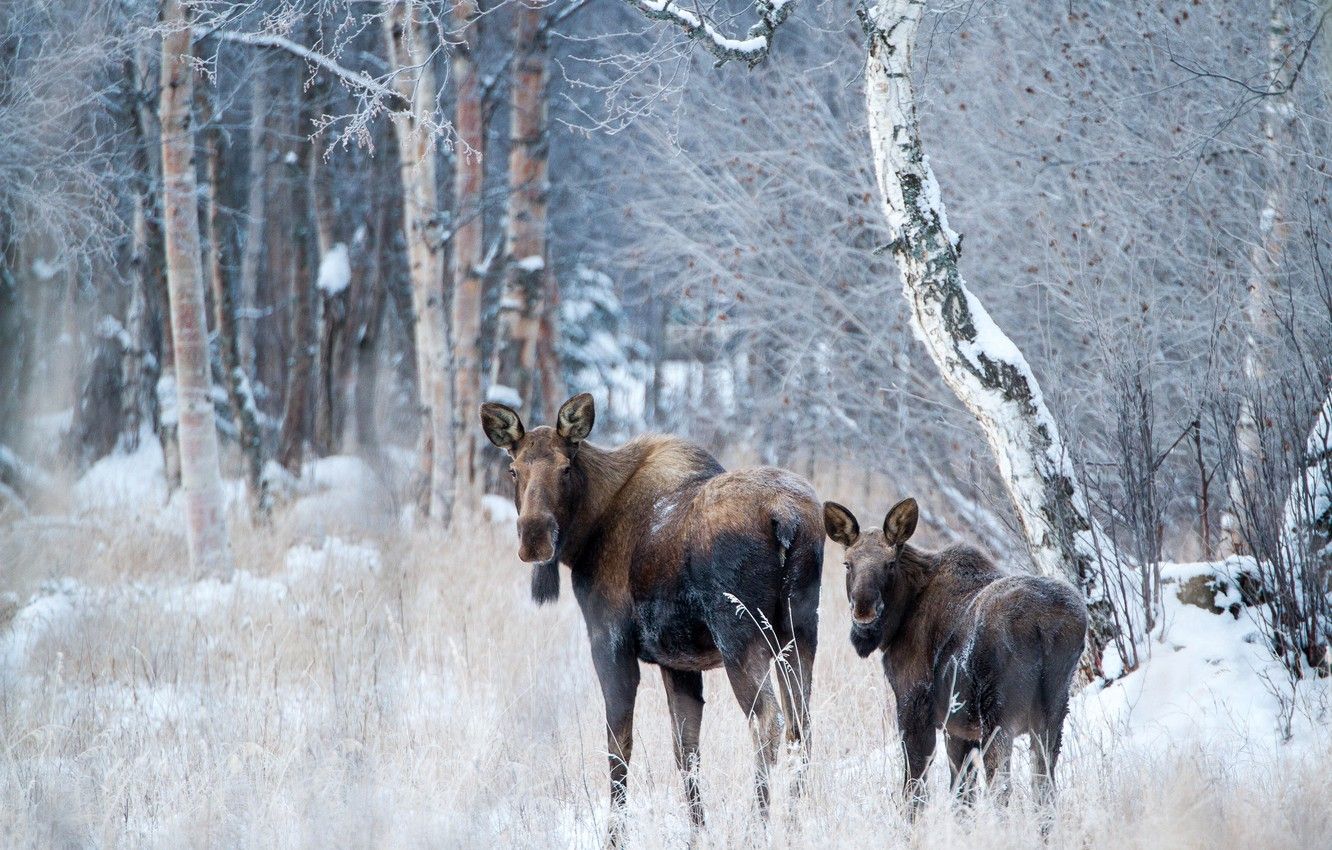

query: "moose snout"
left=517, top=513, right=559, bottom=563
left=851, top=598, right=884, bottom=625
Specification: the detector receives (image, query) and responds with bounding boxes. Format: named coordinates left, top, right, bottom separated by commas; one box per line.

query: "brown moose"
left=823, top=497, right=1087, bottom=810
left=481, top=393, right=824, bottom=847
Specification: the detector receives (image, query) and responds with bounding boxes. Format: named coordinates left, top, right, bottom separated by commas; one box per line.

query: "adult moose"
left=480, top=393, right=823, bottom=846
left=823, top=497, right=1086, bottom=810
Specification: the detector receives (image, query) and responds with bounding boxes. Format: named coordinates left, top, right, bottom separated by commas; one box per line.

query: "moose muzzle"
left=517, top=513, right=559, bottom=563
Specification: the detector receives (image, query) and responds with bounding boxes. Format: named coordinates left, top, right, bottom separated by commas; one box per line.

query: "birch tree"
left=1226, top=0, right=1307, bottom=555
left=623, top=0, right=1127, bottom=661
left=384, top=0, right=455, bottom=522
left=159, top=0, right=233, bottom=577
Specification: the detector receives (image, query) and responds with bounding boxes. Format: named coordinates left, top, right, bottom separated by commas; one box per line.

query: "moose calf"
left=823, top=497, right=1087, bottom=809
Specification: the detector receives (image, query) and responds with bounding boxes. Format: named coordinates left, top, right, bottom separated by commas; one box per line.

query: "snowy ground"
left=1, top=445, right=1329, bottom=848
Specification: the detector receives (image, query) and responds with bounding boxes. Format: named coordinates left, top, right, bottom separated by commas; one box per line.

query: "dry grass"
left=1, top=497, right=1329, bottom=850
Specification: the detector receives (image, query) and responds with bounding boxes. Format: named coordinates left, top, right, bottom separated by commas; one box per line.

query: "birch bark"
left=159, top=0, right=233, bottom=577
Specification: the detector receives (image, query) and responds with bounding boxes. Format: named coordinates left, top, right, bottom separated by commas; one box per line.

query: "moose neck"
left=560, top=437, right=657, bottom=565
left=879, top=543, right=936, bottom=646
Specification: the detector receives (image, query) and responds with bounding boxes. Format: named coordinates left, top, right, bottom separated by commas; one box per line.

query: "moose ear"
left=883, top=497, right=919, bottom=546
left=823, top=501, right=860, bottom=548
left=480, top=402, right=525, bottom=451
left=556, top=393, right=596, bottom=444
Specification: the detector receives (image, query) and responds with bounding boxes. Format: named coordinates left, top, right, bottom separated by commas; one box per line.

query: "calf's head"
left=823, top=497, right=919, bottom=657
left=480, top=392, right=596, bottom=567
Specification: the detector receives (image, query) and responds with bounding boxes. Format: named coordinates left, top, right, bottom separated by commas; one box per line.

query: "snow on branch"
left=623, top=0, right=798, bottom=67
left=196, top=27, right=406, bottom=108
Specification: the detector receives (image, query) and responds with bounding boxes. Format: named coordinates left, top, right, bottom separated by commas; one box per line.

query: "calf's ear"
left=823, top=501, right=860, bottom=547
left=480, top=402, right=525, bottom=450
left=883, top=497, right=919, bottom=546
left=557, top=392, right=596, bottom=444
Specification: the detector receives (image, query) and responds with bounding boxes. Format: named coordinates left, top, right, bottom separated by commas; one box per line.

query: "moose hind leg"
left=981, top=727, right=1014, bottom=805
left=724, top=645, right=782, bottom=818
left=1032, top=720, right=1065, bottom=807
left=776, top=617, right=817, bottom=797
left=945, top=733, right=981, bottom=804
left=661, top=667, right=706, bottom=832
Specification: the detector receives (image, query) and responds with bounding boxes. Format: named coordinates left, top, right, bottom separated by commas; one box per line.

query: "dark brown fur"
left=824, top=498, right=1087, bottom=809
left=482, top=394, right=823, bottom=846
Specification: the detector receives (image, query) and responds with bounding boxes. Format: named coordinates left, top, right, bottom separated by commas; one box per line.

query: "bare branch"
left=196, top=27, right=406, bottom=108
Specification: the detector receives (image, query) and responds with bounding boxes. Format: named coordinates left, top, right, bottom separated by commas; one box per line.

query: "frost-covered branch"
left=863, top=0, right=1132, bottom=666
left=622, top=0, right=798, bottom=67
left=195, top=27, right=405, bottom=107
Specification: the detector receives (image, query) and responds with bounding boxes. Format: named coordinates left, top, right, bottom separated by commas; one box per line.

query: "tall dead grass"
left=0, top=496, right=1328, bottom=849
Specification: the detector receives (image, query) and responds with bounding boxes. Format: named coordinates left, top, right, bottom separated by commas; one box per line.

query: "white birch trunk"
left=384, top=1, right=455, bottom=522
left=1226, top=0, right=1301, bottom=555
left=863, top=0, right=1128, bottom=657
left=159, top=0, right=234, bottom=578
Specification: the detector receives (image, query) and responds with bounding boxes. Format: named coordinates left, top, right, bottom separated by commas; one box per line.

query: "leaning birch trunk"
left=450, top=0, right=486, bottom=507
left=863, top=0, right=1125, bottom=668
left=493, top=0, right=553, bottom=412
left=383, top=0, right=455, bottom=522
left=159, top=0, right=233, bottom=578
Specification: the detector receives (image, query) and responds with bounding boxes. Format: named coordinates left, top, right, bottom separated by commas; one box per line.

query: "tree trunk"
left=276, top=126, right=316, bottom=476
left=383, top=0, right=454, bottom=521
left=126, top=44, right=177, bottom=488
left=493, top=0, right=553, bottom=415
left=237, top=52, right=269, bottom=377
left=308, top=127, right=347, bottom=456
left=159, top=0, right=233, bottom=577
left=204, top=108, right=268, bottom=518
left=1226, top=0, right=1301, bottom=556
left=863, top=0, right=1127, bottom=670
left=451, top=0, right=486, bottom=506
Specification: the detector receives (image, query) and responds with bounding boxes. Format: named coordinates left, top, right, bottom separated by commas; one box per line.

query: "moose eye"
left=508, top=468, right=517, bottom=480
left=561, top=466, right=572, bottom=478
left=843, top=561, right=851, bottom=571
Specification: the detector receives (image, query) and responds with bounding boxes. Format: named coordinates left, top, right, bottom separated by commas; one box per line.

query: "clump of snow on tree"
left=316, top=243, right=351, bottom=296
left=486, top=384, right=523, bottom=410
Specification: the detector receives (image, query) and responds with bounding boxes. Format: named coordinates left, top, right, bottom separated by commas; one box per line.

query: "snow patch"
left=316, top=243, right=351, bottom=295
left=486, top=384, right=523, bottom=409
left=481, top=494, right=518, bottom=525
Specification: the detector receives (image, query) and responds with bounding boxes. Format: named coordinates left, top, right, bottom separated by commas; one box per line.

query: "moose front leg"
left=591, top=636, right=641, bottom=849
left=897, top=691, right=937, bottom=817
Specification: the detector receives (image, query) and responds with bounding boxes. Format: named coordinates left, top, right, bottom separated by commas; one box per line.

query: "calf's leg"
left=897, top=691, right=936, bottom=817
left=981, top=727, right=1013, bottom=805
left=945, top=733, right=980, bottom=803
left=661, top=667, right=706, bottom=833
left=1032, top=717, right=1066, bottom=806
